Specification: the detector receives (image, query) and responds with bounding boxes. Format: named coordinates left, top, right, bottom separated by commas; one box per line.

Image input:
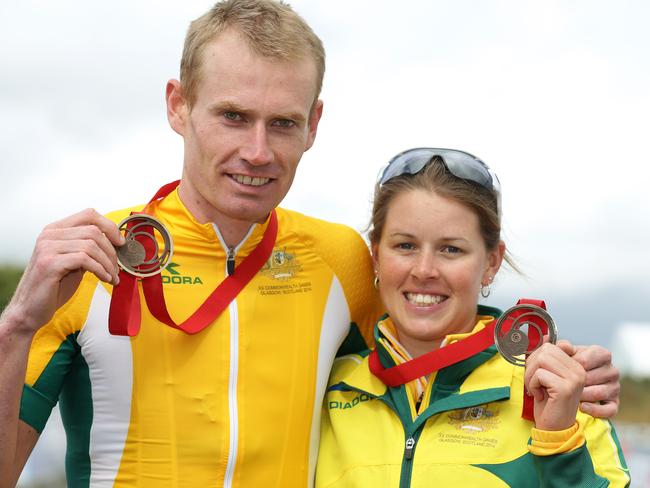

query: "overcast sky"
left=1, top=0, right=649, bottom=308
left=5, top=4, right=648, bottom=481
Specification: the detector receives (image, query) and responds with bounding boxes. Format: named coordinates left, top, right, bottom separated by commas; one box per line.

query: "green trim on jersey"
left=20, top=332, right=81, bottom=433
left=336, top=322, right=370, bottom=358
left=59, top=341, right=93, bottom=488
left=19, top=384, right=55, bottom=433
left=20, top=331, right=94, bottom=485
left=473, top=452, right=536, bottom=486
left=531, top=444, right=608, bottom=487
left=607, top=421, right=629, bottom=472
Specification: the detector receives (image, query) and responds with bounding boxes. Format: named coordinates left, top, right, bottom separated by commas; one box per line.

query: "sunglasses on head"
left=378, top=147, right=501, bottom=214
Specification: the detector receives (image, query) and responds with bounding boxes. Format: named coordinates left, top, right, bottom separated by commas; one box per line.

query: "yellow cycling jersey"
left=20, top=188, right=382, bottom=487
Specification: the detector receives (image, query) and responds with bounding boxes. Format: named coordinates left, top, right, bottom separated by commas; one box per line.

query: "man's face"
left=168, top=29, right=322, bottom=231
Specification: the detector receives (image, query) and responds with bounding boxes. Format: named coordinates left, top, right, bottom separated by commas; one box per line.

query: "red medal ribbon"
left=368, top=298, right=550, bottom=422
left=109, top=181, right=278, bottom=336
left=508, top=298, right=549, bottom=422
left=368, top=320, right=497, bottom=387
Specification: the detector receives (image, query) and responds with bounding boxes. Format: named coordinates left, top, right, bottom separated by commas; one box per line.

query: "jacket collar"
left=333, top=305, right=514, bottom=402
left=149, top=187, right=275, bottom=256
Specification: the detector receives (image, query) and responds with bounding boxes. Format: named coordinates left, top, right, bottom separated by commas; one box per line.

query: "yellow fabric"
left=529, top=421, right=583, bottom=455
left=24, top=276, right=97, bottom=386
left=21, top=188, right=382, bottom=487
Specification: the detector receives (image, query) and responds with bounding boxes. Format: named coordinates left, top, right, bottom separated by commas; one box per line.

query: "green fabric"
left=533, top=444, right=609, bottom=487
left=19, top=332, right=80, bottom=432
left=399, top=430, right=422, bottom=488
left=386, top=383, right=415, bottom=429
left=59, top=348, right=93, bottom=488
left=19, top=331, right=94, bottom=486
left=31, top=333, right=79, bottom=399
left=19, top=384, right=56, bottom=433
left=474, top=452, right=537, bottom=487
left=477, top=304, right=503, bottom=319
left=607, top=421, right=629, bottom=473
left=337, top=322, right=371, bottom=357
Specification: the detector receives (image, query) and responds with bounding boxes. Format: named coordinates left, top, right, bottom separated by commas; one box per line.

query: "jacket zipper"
left=212, top=224, right=256, bottom=488
left=400, top=430, right=422, bottom=488
left=334, top=383, right=423, bottom=488
left=226, top=247, right=235, bottom=275
left=404, top=436, right=415, bottom=460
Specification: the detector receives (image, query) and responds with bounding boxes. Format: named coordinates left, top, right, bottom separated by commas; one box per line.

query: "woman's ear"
left=370, top=242, right=379, bottom=275
left=483, top=240, right=506, bottom=285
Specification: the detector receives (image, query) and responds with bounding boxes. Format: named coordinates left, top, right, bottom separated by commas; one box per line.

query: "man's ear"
left=304, top=99, right=323, bottom=151
left=166, top=79, right=189, bottom=136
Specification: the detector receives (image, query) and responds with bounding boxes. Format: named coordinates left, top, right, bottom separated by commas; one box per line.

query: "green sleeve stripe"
left=533, top=444, right=609, bottom=487
left=20, top=331, right=80, bottom=433
left=32, top=332, right=80, bottom=399
left=60, top=351, right=93, bottom=488
left=19, top=383, right=56, bottom=433
left=606, top=421, right=629, bottom=471
left=336, top=322, right=371, bottom=357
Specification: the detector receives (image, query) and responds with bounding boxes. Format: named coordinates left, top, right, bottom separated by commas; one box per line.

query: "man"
left=0, top=1, right=620, bottom=486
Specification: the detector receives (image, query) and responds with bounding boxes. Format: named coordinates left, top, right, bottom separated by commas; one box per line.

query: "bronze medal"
left=116, top=214, right=173, bottom=278
left=494, top=304, right=557, bottom=366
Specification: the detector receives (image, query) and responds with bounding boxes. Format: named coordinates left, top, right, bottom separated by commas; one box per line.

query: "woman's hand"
left=524, top=342, right=586, bottom=431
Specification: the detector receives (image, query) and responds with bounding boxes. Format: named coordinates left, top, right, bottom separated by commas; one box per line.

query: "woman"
left=315, top=148, right=629, bottom=487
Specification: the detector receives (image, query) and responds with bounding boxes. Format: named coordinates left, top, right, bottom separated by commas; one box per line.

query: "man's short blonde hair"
left=180, top=0, right=325, bottom=107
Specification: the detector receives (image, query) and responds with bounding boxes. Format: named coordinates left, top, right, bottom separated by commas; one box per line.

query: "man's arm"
left=0, top=209, right=123, bottom=485
left=0, top=309, right=39, bottom=487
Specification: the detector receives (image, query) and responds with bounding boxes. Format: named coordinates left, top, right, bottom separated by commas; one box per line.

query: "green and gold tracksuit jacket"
left=316, top=307, right=630, bottom=487
left=19, top=188, right=382, bottom=487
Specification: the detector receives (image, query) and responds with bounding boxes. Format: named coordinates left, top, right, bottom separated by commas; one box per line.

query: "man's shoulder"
left=276, top=207, right=366, bottom=247
left=104, top=202, right=148, bottom=224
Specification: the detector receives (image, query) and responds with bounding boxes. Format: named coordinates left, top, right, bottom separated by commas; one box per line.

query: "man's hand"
left=569, top=343, right=620, bottom=418
left=4, top=208, right=125, bottom=335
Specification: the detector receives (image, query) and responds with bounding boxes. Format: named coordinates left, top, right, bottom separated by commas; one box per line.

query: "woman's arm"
left=524, top=343, right=630, bottom=487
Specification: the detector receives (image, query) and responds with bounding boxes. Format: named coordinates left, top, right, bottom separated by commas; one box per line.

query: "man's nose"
left=240, top=123, right=274, bottom=166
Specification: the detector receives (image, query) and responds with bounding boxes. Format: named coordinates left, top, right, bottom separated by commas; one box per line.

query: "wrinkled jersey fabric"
left=20, top=188, right=381, bottom=487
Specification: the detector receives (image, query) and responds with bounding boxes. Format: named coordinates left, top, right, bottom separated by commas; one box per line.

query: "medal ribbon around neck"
left=368, top=298, right=553, bottom=421
left=109, top=180, right=278, bottom=336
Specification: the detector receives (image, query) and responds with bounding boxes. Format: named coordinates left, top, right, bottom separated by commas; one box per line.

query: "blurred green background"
left=0, top=265, right=23, bottom=311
